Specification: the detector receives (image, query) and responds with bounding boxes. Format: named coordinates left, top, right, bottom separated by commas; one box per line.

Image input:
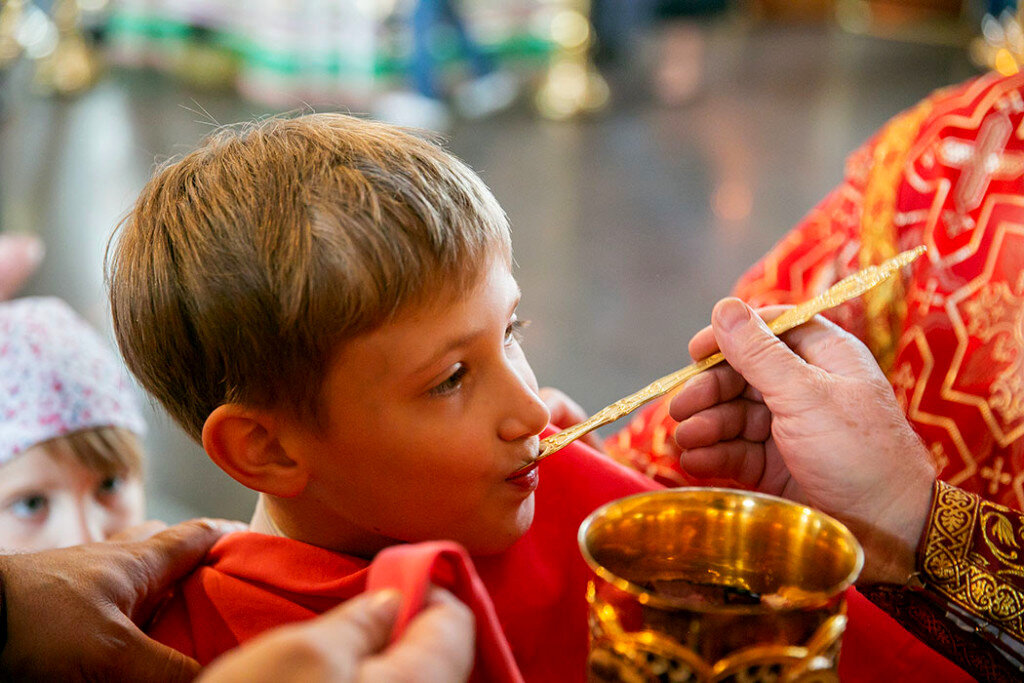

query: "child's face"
left=0, top=442, right=145, bottom=552
left=286, top=257, right=550, bottom=556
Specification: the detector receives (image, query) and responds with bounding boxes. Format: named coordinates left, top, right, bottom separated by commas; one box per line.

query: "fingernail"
left=715, top=299, right=750, bottom=333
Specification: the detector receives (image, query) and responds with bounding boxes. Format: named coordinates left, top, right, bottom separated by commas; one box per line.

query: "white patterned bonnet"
left=0, top=297, right=146, bottom=464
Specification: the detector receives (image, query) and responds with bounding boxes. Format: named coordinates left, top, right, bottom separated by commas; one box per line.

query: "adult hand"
left=0, top=518, right=244, bottom=682
left=199, top=587, right=475, bottom=683
left=539, top=387, right=602, bottom=451
left=669, top=298, right=937, bottom=584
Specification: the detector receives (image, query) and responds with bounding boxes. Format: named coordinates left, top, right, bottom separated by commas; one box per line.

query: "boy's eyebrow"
left=410, top=287, right=521, bottom=377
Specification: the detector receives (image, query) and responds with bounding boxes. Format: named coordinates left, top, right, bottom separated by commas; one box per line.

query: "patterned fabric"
left=860, top=481, right=1024, bottom=680
left=0, top=297, right=145, bottom=463
left=921, top=481, right=1024, bottom=652
left=859, top=583, right=1021, bottom=682
left=606, top=72, right=1024, bottom=510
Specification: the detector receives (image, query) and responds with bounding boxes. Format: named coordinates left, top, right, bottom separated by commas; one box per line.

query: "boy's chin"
left=463, top=494, right=536, bottom=556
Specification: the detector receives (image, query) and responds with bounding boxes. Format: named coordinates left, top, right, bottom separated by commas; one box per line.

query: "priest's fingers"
left=670, top=367, right=755, bottom=424
left=679, top=441, right=768, bottom=487
left=674, top=400, right=772, bottom=449
left=687, top=304, right=791, bottom=361
left=363, top=587, right=475, bottom=683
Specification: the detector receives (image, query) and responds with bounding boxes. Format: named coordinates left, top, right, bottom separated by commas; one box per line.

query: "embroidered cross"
left=939, top=112, right=1024, bottom=217
left=981, top=456, right=1013, bottom=495
left=915, top=278, right=943, bottom=315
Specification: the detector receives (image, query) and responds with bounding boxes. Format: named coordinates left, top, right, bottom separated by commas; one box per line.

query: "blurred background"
left=0, top=0, right=1012, bottom=522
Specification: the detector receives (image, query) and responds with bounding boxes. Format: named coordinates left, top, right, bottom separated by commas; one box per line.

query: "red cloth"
left=148, top=431, right=970, bottom=681
left=366, top=542, right=522, bottom=683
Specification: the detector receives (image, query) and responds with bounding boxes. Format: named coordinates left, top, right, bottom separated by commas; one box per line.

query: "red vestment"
left=148, top=434, right=969, bottom=680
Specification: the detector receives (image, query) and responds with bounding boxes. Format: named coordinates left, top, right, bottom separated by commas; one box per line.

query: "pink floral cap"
left=0, top=297, right=146, bottom=464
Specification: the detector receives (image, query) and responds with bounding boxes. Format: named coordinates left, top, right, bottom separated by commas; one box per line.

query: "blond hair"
left=107, top=114, right=511, bottom=440
left=38, top=427, right=144, bottom=479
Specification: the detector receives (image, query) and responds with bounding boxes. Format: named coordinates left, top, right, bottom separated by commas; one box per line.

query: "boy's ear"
left=202, top=404, right=310, bottom=497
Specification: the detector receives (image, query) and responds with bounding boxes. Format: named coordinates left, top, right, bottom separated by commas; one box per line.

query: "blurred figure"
left=0, top=233, right=44, bottom=300
left=374, top=0, right=518, bottom=130
left=652, top=0, right=727, bottom=105
left=0, top=297, right=146, bottom=551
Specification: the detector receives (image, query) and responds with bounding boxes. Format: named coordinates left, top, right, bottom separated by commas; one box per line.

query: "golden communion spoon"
left=510, top=245, right=927, bottom=477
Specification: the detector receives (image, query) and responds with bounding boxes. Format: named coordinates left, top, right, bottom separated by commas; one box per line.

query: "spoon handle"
left=532, top=245, right=927, bottom=463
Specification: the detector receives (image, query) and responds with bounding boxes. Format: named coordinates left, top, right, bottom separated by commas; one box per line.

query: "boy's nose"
left=498, top=369, right=550, bottom=442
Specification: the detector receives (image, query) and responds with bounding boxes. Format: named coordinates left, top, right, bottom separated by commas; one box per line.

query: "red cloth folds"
left=367, top=541, right=523, bottom=683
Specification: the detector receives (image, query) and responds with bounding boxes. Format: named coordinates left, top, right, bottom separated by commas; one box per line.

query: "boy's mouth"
left=505, top=460, right=538, bottom=482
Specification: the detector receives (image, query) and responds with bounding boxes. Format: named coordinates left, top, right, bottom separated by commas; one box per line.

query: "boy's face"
left=285, top=257, right=550, bottom=556
left=0, top=441, right=145, bottom=552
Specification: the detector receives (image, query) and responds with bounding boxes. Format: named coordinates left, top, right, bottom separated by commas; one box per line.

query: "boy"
left=108, top=114, right=964, bottom=680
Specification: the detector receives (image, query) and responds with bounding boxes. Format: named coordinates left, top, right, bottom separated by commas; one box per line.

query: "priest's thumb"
left=710, top=298, right=815, bottom=403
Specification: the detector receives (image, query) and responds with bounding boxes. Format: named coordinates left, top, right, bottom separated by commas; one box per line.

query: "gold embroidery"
left=921, top=480, right=1024, bottom=641
left=860, top=98, right=935, bottom=374
left=943, top=223, right=1024, bottom=449
left=962, top=272, right=1024, bottom=426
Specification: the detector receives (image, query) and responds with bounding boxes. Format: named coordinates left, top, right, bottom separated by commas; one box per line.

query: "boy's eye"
left=429, top=363, right=468, bottom=397
left=9, top=494, right=49, bottom=520
left=505, top=317, right=530, bottom=345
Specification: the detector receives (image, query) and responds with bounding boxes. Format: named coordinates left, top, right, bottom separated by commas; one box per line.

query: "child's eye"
left=505, top=317, right=530, bottom=346
left=9, top=494, right=49, bottom=520
left=97, top=476, right=123, bottom=496
left=429, top=364, right=467, bottom=396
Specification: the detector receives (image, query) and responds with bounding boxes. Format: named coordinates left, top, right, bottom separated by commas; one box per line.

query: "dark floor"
left=0, top=19, right=978, bottom=522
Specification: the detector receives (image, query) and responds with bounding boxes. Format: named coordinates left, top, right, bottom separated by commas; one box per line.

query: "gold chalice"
left=579, top=488, right=863, bottom=682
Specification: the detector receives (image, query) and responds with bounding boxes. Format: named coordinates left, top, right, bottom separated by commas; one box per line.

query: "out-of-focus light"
left=982, top=14, right=1005, bottom=44
left=355, top=0, right=396, bottom=17
left=17, top=5, right=57, bottom=60
left=78, top=0, right=109, bottom=12
left=1007, top=20, right=1024, bottom=54
left=550, top=10, right=589, bottom=50
left=995, top=48, right=1020, bottom=76
left=712, top=181, right=753, bottom=222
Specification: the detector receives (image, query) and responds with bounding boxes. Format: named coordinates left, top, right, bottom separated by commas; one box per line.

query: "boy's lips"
left=505, top=460, right=538, bottom=482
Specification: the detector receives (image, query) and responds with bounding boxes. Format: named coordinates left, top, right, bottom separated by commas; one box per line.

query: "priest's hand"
left=669, top=298, right=937, bottom=584
left=0, top=518, right=244, bottom=682
left=198, top=587, right=475, bottom=683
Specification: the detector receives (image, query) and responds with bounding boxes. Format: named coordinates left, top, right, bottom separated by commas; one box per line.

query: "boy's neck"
left=249, top=495, right=287, bottom=537
left=249, top=494, right=402, bottom=560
